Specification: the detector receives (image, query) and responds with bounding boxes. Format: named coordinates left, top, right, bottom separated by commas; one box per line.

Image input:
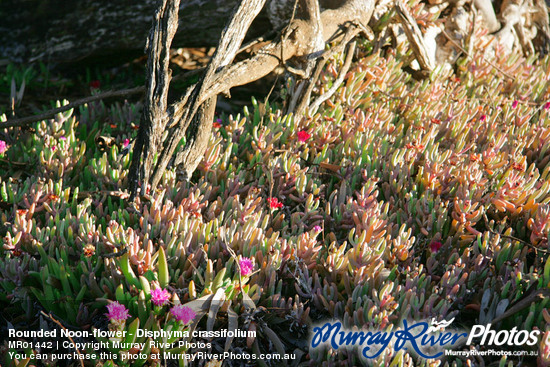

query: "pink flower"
left=239, top=257, right=254, bottom=276
left=267, top=197, right=283, bottom=209
left=479, top=115, right=487, bottom=122
left=313, top=225, right=322, bottom=232
left=170, top=305, right=196, bottom=324
left=151, top=287, right=170, bottom=306
left=51, top=145, right=57, bottom=152
left=105, top=302, right=130, bottom=321
left=59, top=136, right=67, bottom=141
left=429, top=241, right=443, bottom=253
left=0, top=140, right=7, bottom=154
left=297, top=130, right=311, bottom=143
left=512, top=100, right=519, bottom=109
left=544, top=102, right=550, bottom=111
left=123, top=138, right=130, bottom=148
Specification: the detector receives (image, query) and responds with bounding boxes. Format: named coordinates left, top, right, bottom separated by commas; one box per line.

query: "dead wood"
left=473, top=0, right=500, bottom=33
left=0, top=69, right=203, bottom=130
left=0, top=0, right=263, bottom=64
left=309, top=40, right=356, bottom=113
left=7, top=0, right=548, bottom=201
left=292, top=25, right=362, bottom=116
left=171, top=96, right=217, bottom=180
left=128, top=0, right=375, bottom=197
left=1, top=0, right=364, bottom=65
left=440, top=28, right=516, bottom=81
left=147, top=0, right=269, bottom=191
left=129, top=0, right=182, bottom=196
left=0, top=86, right=144, bottom=129
left=395, top=0, right=435, bottom=72
left=286, top=0, right=325, bottom=114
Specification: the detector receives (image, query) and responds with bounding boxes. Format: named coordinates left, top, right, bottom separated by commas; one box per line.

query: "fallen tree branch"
left=0, top=86, right=144, bottom=129
left=0, top=67, right=204, bottom=131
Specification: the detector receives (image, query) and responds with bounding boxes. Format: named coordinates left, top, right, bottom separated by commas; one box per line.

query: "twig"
left=264, top=73, right=281, bottom=107
left=441, top=28, right=516, bottom=81
left=77, top=190, right=129, bottom=200
left=1, top=67, right=201, bottom=131
left=490, top=289, right=550, bottom=325
left=372, top=84, right=401, bottom=100
left=102, top=247, right=129, bottom=258
left=483, top=213, right=550, bottom=254
left=281, top=0, right=301, bottom=73
left=309, top=41, right=356, bottom=112
left=352, top=20, right=374, bottom=41
left=40, top=311, right=85, bottom=367
left=238, top=36, right=267, bottom=55
left=0, top=158, right=28, bottom=167
left=293, top=24, right=360, bottom=115
left=1, top=86, right=145, bottom=129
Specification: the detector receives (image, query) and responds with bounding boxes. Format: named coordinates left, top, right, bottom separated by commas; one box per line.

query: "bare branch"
left=309, top=40, right=356, bottom=112
left=440, top=28, right=516, bottom=81
left=0, top=87, right=144, bottom=129
left=129, top=0, right=181, bottom=197
left=473, top=0, right=500, bottom=32
left=490, top=289, right=550, bottom=325
left=40, top=312, right=85, bottom=367
left=207, top=0, right=373, bottom=100
left=149, top=0, right=268, bottom=190
left=395, top=0, right=435, bottom=72
left=287, top=0, right=325, bottom=113
left=293, top=23, right=361, bottom=116
left=131, top=0, right=375, bottom=194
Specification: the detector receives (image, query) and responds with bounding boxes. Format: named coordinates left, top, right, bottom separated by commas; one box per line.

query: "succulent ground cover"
left=2, top=14, right=550, bottom=367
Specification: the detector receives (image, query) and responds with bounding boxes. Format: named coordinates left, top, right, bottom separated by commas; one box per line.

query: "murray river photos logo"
left=310, top=318, right=540, bottom=359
